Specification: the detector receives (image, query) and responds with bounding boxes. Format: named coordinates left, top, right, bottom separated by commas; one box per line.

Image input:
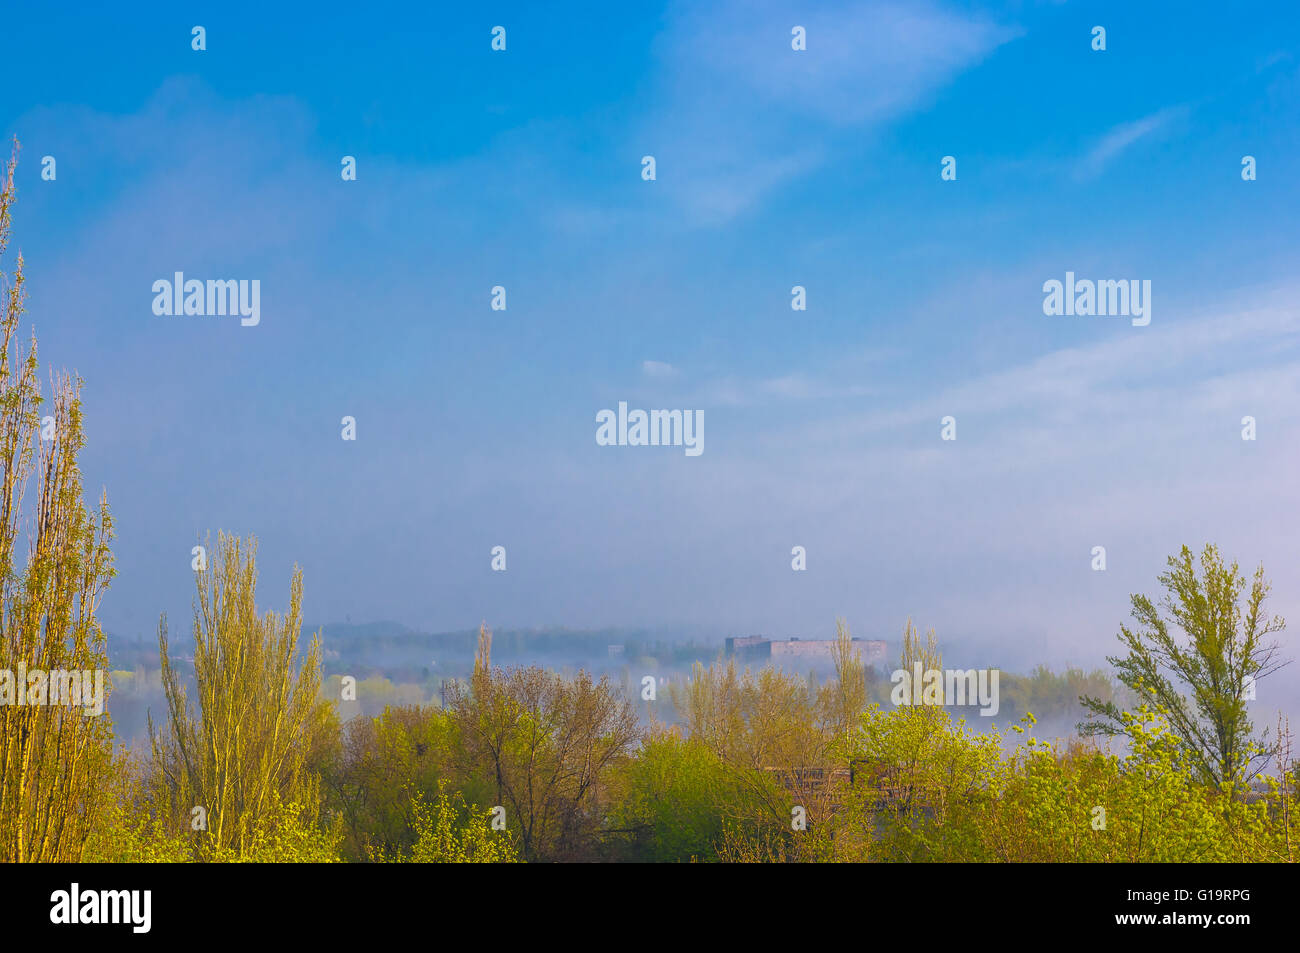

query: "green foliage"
left=998, top=665, right=1120, bottom=724
left=0, top=139, right=118, bottom=863
left=88, top=791, right=342, bottom=863
left=1080, top=543, right=1287, bottom=788
left=83, top=759, right=192, bottom=863
left=606, top=730, right=757, bottom=861
left=843, top=703, right=1003, bottom=862
left=322, top=703, right=478, bottom=860
left=206, top=795, right=343, bottom=863
left=377, top=787, right=519, bottom=863
left=835, top=702, right=1300, bottom=863
left=448, top=625, right=639, bottom=861
left=147, top=532, right=337, bottom=861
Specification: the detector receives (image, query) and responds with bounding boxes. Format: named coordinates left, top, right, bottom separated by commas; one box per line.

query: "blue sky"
left=2, top=1, right=1299, bottom=678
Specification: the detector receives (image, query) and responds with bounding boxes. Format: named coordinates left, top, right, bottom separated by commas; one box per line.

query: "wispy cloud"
left=642, top=359, right=679, bottom=378
left=669, top=0, right=1020, bottom=125
left=780, top=283, right=1300, bottom=470
left=644, top=0, right=1021, bottom=224
left=1075, top=107, right=1186, bottom=180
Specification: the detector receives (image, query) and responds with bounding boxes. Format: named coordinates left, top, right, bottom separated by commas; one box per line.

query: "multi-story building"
left=725, top=636, right=888, bottom=667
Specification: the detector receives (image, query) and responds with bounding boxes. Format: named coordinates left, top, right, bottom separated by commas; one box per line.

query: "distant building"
left=725, top=636, right=769, bottom=658
left=608, top=644, right=625, bottom=658
left=726, top=636, right=887, bottom=667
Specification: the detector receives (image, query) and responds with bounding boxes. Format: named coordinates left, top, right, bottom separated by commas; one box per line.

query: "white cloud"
left=795, top=287, right=1300, bottom=454
left=669, top=0, right=1020, bottom=125
left=1075, top=107, right=1186, bottom=179
left=642, top=359, right=679, bottom=377
left=645, top=0, right=1021, bottom=224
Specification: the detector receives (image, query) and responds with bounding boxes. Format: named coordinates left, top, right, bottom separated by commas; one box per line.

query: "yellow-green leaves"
left=148, top=532, right=334, bottom=861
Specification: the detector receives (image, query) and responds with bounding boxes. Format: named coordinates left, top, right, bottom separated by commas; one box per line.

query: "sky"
left=2, top=1, right=1299, bottom=682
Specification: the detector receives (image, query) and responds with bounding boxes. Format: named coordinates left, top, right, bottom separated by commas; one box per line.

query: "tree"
left=829, top=617, right=868, bottom=739
left=899, top=618, right=943, bottom=694
left=391, top=786, right=519, bottom=863
left=670, top=619, right=874, bottom=861
left=605, top=728, right=745, bottom=861
left=322, top=702, right=470, bottom=860
left=449, top=623, right=639, bottom=860
left=0, top=139, right=118, bottom=862
left=1080, top=544, right=1288, bottom=789
left=148, top=532, right=337, bottom=859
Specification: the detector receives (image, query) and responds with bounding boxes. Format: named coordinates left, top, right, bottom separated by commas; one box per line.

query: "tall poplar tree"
left=0, top=140, right=118, bottom=862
